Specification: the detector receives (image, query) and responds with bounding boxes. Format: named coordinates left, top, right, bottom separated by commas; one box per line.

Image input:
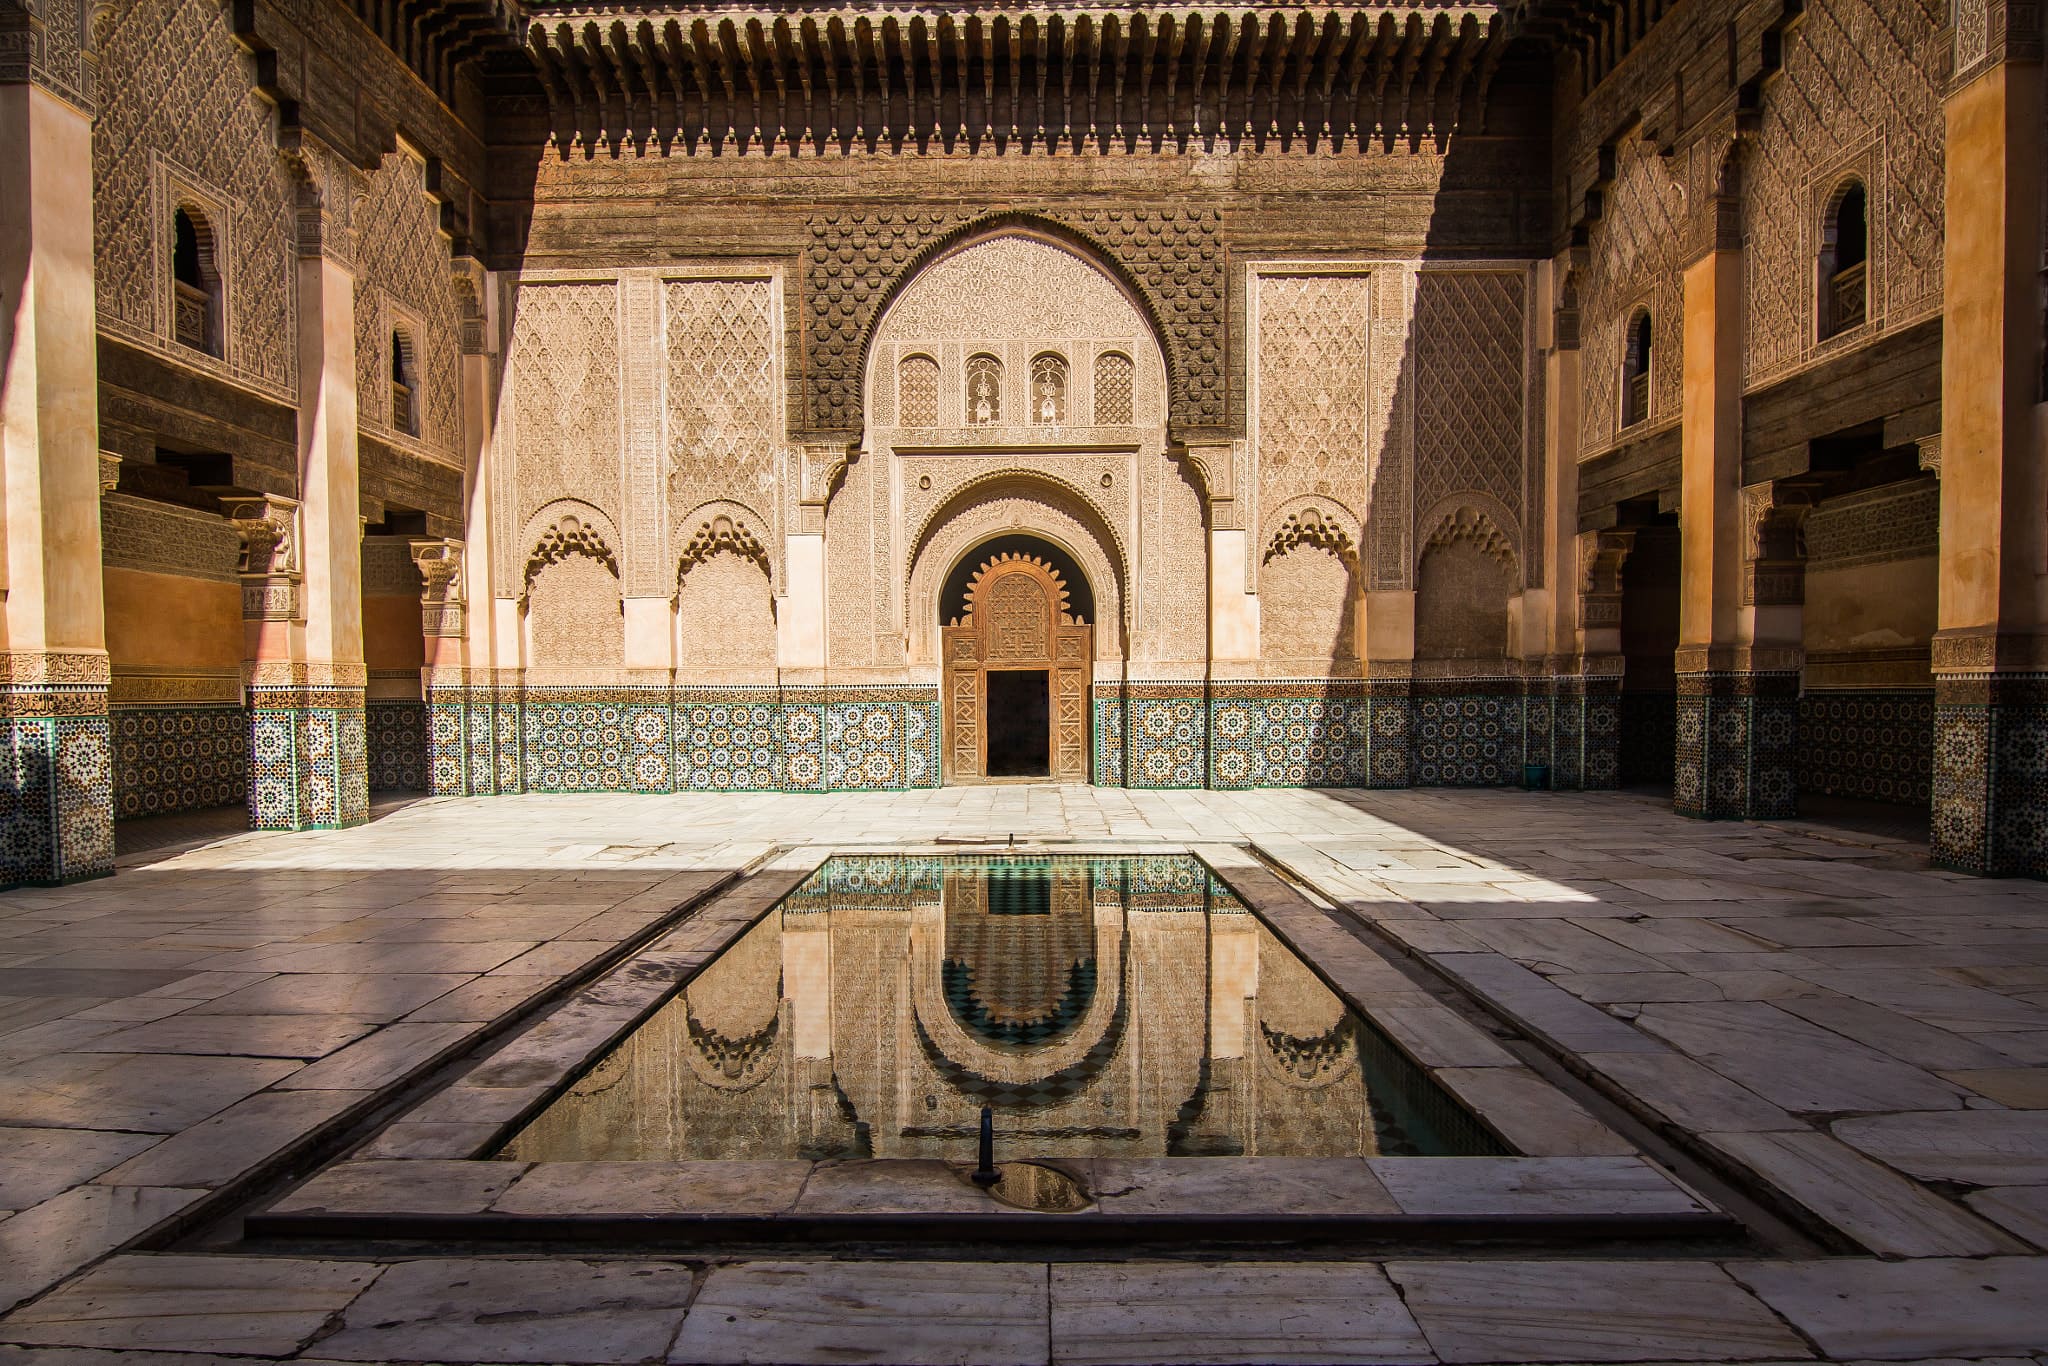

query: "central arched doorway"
left=942, top=543, right=1093, bottom=782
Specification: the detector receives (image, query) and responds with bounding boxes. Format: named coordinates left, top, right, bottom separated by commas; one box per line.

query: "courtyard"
left=0, top=786, right=2044, bottom=1363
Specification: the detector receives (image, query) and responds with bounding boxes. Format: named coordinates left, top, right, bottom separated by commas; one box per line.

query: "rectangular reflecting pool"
left=497, top=855, right=1504, bottom=1164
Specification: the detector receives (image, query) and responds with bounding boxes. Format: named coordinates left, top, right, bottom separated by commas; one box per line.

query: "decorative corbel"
left=222, top=494, right=302, bottom=621
left=98, top=452, right=122, bottom=495
left=409, top=538, right=466, bottom=638
left=1577, top=528, right=1635, bottom=631
left=797, top=441, right=853, bottom=533
left=1742, top=481, right=1818, bottom=607
left=1916, top=433, right=1942, bottom=476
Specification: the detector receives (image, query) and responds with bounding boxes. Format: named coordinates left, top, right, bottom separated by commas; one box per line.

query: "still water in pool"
left=498, top=856, right=1503, bottom=1162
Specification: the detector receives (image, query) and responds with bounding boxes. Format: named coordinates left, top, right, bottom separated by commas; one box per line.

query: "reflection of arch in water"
left=682, top=1000, right=782, bottom=1091
left=910, top=866, right=1126, bottom=1086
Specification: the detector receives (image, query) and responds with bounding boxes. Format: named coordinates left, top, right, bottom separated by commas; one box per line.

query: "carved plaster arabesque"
left=353, top=148, right=462, bottom=460
left=1580, top=134, right=1685, bottom=455
left=1420, top=501, right=1521, bottom=580
left=906, top=490, right=1128, bottom=667
left=804, top=210, right=1225, bottom=440
left=93, top=0, right=298, bottom=400
left=1413, top=267, right=1530, bottom=567
left=522, top=506, right=621, bottom=597
left=1743, top=0, right=1944, bottom=388
left=677, top=509, right=772, bottom=583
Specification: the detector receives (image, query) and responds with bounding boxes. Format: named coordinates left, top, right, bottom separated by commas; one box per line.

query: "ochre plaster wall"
left=102, top=567, right=241, bottom=672
left=363, top=594, right=426, bottom=673
left=1803, top=560, right=1937, bottom=670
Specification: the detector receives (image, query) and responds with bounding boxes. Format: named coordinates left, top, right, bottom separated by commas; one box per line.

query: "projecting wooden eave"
left=520, top=4, right=1532, bottom=156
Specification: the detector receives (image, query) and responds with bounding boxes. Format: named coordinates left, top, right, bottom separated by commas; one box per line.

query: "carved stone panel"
left=504, top=280, right=622, bottom=542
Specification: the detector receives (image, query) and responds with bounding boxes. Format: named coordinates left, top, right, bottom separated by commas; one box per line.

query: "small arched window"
left=171, top=206, right=221, bottom=357
left=966, top=353, right=1003, bottom=426
left=1093, top=351, right=1134, bottom=424
left=1821, top=180, right=1868, bottom=338
left=1029, top=353, right=1068, bottom=424
left=898, top=354, right=939, bottom=427
left=1621, top=310, right=1652, bottom=429
left=390, top=329, right=418, bottom=436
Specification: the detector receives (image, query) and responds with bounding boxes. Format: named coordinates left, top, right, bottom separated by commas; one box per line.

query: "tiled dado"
left=1520, top=677, right=1623, bottom=792
left=1674, top=672, right=1798, bottom=820
left=111, top=706, right=248, bottom=819
left=366, top=701, right=429, bottom=792
left=1932, top=673, right=2048, bottom=877
left=1093, top=679, right=1588, bottom=791
left=1, top=654, right=116, bottom=885
left=425, top=687, right=941, bottom=796
left=248, top=690, right=370, bottom=831
left=1799, top=691, right=1934, bottom=807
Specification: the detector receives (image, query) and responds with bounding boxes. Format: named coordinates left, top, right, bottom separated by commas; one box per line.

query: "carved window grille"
left=1030, top=353, right=1068, bottom=424
left=390, top=328, right=419, bottom=436
left=1093, top=351, right=1134, bottom=424
left=1821, top=180, right=1868, bottom=339
left=966, top=353, right=1003, bottom=425
left=1621, top=310, right=1652, bottom=429
left=898, top=354, right=939, bottom=427
left=171, top=206, right=222, bottom=357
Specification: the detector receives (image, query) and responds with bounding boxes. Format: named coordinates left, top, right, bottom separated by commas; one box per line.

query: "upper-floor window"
left=898, top=354, right=939, bottom=427
left=1093, top=351, right=1134, bottom=424
left=966, top=353, right=1003, bottom=425
left=1029, top=353, right=1068, bottom=424
left=391, top=329, right=419, bottom=436
left=172, top=206, right=222, bottom=358
left=1621, top=310, right=1652, bottom=429
left=1821, top=180, right=1868, bottom=339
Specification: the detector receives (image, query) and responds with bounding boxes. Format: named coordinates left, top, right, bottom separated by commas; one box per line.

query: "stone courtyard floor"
left=0, top=785, right=2045, bottom=1364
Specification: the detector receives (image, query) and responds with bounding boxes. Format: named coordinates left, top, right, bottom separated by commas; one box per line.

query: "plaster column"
left=0, top=70, right=114, bottom=884
left=1930, top=20, right=2048, bottom=873
left=427, top=269, right=512, bottom=796
left=245, top=152, right=368, bottom=830
left=1674, top=211, right=1796, bottom=819
left=1536, top=259, right=1623, bottom=791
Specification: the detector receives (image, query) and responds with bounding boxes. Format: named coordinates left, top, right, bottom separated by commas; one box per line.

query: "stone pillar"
left=0, top=44, right=115, bottom=884
left=783, top=443, right=843, bottom=684
left=243, top=150, right=368, bottom=830
left=1673, top=160, right=1795, bottom=819
left=1930, top=8, right=2048, bottom=873
left=1191, top=442, right=1258, bottom=666
left=427, top=266, right=514, bottom=796
left=1532, top=259, right=1624, bottom=791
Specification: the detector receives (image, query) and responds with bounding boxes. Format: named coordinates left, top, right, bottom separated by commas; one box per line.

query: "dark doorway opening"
left=986, top=670, right=1050, bottom=777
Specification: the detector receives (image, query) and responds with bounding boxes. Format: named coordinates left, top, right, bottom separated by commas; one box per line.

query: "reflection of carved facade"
left=501, top=858, right=1470, bottom=1163
left=5, top=0, right=2037, bottom=879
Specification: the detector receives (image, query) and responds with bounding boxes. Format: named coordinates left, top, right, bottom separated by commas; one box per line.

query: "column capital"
left=223, top=494, right=303, bottom=622
left=285, top=141, right=366, bottom=270
left=410, top=538, right=467, bottom=639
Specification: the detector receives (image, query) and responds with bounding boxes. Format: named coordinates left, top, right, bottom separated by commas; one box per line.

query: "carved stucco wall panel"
left=93, top=0, right=297, bottom=399
left=1251, top=270, right=1376, bottom=593
left=806, top=209, right=1225, bottom=436
left=665, top=277, right=785, bottom=591
left=1743, top=0, right=1945, bottom=387
left=1413, top=269, right=1529, bottom=572
left=1580, top=136, right=1686, bottom=457
left=677, top=551, right=778, bottom=680
left=825, top=454, right=880, bottom=668
left=497, top=279, right=622, bottom=595
left=866, top=233, right=1183, bottom=669
left=906, top=490, right=1127, bottom=668
left=353, top=150, right=461, bottom=461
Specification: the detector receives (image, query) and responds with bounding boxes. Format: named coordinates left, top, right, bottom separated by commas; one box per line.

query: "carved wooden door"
left=941, top=552, right=1091, bottom=783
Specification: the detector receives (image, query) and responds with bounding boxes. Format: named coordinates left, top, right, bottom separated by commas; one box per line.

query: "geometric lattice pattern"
left=367, top=701, right=429, bottom=792
left=1799, top=692, right=1933, bottom=807
left=112, top=706, right=248, bottom=819
left=1, top=712, right=116, bottom=886
left=431, top=689, right=942, bottom=796
left=1674, top=676, right=1799, bottom=821
left=1413, top=271, right=1526, bottom=537
left=248, top=702, right=370, bottom=832
left=1932, top=684, right=2048, bottom=877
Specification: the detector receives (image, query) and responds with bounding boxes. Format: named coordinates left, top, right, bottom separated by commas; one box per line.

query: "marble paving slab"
left=0, top=1255, right=378, bottom=1355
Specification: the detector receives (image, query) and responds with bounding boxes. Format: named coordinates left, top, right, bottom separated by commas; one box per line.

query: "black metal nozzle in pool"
left=971, top=1105, right=1002, bottom=1187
